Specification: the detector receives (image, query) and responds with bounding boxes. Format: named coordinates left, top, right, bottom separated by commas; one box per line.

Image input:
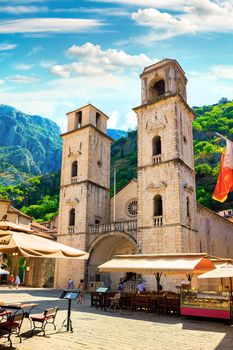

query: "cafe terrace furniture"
left=30, top=307, right=59, bottom=336
left=0, top=312, right=24, bottom=347
left=0, top=308, right=11, bottom=322
left=107, top=293, right=122, bottom=312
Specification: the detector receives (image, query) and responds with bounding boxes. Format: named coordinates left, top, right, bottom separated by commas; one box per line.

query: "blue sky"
left=1, top=0, right=233, bottom=131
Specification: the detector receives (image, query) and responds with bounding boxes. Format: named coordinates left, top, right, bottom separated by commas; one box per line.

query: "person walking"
left=67, top=278, right=74, bottom=289
left=9, top=275, right=14, bottom=289
left=15, top=275, right=20, bottom=289
left=77, top=279, right=85, bottom=304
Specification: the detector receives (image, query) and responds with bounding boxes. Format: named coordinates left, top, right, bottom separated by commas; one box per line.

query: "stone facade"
left=55, top=104, right=112, bottom=288
left=0, top=199, right=55, bottom=287
left=55, top=59, right=233, bottom=290
left=110, top=179, right=137, bottom=222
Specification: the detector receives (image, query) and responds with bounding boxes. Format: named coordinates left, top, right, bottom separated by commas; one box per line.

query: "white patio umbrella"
left=198, top=263, right=233, bottom=297
left=0, top=268, right=9, bottom=275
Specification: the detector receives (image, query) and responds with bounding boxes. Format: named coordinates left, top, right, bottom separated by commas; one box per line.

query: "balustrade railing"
left=154, top=216, right=163, bottom=226
left=68, top=225, right=77, bottom=234
left=152, top=154, right=162, bottom=165
left=71, top=176, right=77, bottom=184
left=89, top=219, right=137, bottom=234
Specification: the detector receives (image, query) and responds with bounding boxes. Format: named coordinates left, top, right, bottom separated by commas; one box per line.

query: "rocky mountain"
left=2, top=98, right=233, bottom=220
left=107, top=129, right=128, bottom=140
left=0, top=105, right=128, bottom=186
left=0, top=105, right=62, bottom=185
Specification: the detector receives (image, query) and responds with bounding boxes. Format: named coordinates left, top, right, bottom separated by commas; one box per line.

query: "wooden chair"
left=0, top=308, right=11, bottom=322
left=131, top=294, right=150, bottom=312
left=158, top=295, right=167, bottom=315
left=0, top=312, right=24, bottom=347
left=107, top=293, right=122, bottom=312
left=30, top=307, right=58, bottom=336
left=168, top=297, right=180, bottom=316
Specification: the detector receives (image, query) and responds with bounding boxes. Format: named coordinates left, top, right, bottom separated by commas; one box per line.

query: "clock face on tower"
left=145, top=109, right=168, bottom=131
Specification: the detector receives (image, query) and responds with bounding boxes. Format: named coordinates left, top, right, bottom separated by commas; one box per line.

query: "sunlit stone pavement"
left=0, top=287, right=232, bottom=350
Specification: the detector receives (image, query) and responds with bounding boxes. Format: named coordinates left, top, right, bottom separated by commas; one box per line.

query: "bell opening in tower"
left=153, top=79, right=165, bottom=97
left=75, top=111, right=82, bottom=129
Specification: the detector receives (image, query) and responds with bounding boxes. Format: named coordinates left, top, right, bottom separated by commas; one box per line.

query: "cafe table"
left=0, top=302, right=38, bottom=320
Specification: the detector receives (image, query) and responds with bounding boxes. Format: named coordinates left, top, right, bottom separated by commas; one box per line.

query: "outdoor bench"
left=30, top=306, right=59, bottom=336
left=0, top=312, right=24, bottom=347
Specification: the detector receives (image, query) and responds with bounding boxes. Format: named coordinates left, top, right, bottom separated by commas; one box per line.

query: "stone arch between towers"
left=87, top=232, right=137, bottom=290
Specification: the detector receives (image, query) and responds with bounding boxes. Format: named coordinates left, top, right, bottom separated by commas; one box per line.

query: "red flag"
left=213, top=140, right=233, bottom=202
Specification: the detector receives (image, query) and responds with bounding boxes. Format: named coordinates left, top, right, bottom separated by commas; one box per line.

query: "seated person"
left=136, top=281, right=145, bottom=293
left=118, top=279, right=124, bottom=291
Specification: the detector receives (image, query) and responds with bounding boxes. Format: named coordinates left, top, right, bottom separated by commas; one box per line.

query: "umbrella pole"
left=230, top=277, right=233, bottom=300
left=155, top=272, right=161, bottom=293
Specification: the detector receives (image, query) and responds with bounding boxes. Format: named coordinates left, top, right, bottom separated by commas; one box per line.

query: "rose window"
left=127, top=200, right=138, bottom=217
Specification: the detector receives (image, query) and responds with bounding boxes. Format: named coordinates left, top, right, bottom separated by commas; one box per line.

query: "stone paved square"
left=0, top=287, right=233, bottom=350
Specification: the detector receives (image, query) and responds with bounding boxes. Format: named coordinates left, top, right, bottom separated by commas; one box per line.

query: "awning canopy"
left=199, top=264, right=233, bottom=279
left=98, top=253, right=215, bottom=275
left=0, top=229, right=88, bottom=259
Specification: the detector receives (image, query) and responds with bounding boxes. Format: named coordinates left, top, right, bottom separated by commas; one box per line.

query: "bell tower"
left=54, top=104, right=111, bottom=288
left=134, top=59, right=198, bottom=254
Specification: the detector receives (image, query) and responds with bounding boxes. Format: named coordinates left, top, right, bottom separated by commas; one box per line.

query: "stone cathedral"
left=54, top=59, right=233, bottom=289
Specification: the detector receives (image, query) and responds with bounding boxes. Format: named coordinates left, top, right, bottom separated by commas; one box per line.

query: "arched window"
left=96, top=112, right=101, bottom=129
left=154, top=195, right=163, bottom=216
left=153, top=79, right=165, bottom=97
left=69, top=208, right=75, bottom=226
left=75, top=111, right=82, bottom=129
left=71, top=161, right=78, bottom=177
left=152, top=136, right=161, bottom=156
left=186, top=197, right=190, bottom=218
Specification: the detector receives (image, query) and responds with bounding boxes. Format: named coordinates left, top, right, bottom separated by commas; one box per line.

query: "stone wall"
left=110, top=179, right=137, bottom=222
left=197, top=205, right=233, bottom=258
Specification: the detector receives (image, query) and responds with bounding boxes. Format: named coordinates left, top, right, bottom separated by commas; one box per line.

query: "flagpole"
left=113, top=166, right=116, bottom=222
left=214, top=132, right=228, bottom=141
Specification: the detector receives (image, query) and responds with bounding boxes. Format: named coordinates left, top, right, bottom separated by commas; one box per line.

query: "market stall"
left=180, top=289, right=231, bottom=319
left=184, top=264, right=233, bottom=320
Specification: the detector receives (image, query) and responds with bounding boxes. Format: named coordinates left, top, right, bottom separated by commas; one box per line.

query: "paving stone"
left=0, top=287, right=232, bottom=350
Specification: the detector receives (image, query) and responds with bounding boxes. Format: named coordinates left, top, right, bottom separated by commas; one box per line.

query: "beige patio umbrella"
left=0, top=229, right=88, bottom=259
left=0, top=221, right=32, bottom=233
left=198, top=263, right=233, bottom=297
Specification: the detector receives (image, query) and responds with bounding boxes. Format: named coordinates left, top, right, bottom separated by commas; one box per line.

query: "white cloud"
left=14, top=63, right=33, bottom=70
left=0, top=69, right=140, bottom=132
left=6, top=75, right=39, bottom=83
left=0, top=80, right=4, bottom=84
left=0, top=43, right=17, bottom=51
left=108, top=110, right=119, bottom=129
left=50, top=65, right=70, bottom=78
left=108, top=109, right=137, bottom=130
left=210, top=65, right=233, bottom=80
left=27, top=46, right=43, bottom=56
left=131, top=1, right=233, bottom=41
left=91, top=0, right=186, bottom=9
left=50, top=42, right=153, bottom=78
left=40, top=60, right=57, bottom=68
left=0, top=18, right=104, bottom=34
left=0, top=6, right=48, bottom=14
left=54, top=7, right=129, bottom=16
